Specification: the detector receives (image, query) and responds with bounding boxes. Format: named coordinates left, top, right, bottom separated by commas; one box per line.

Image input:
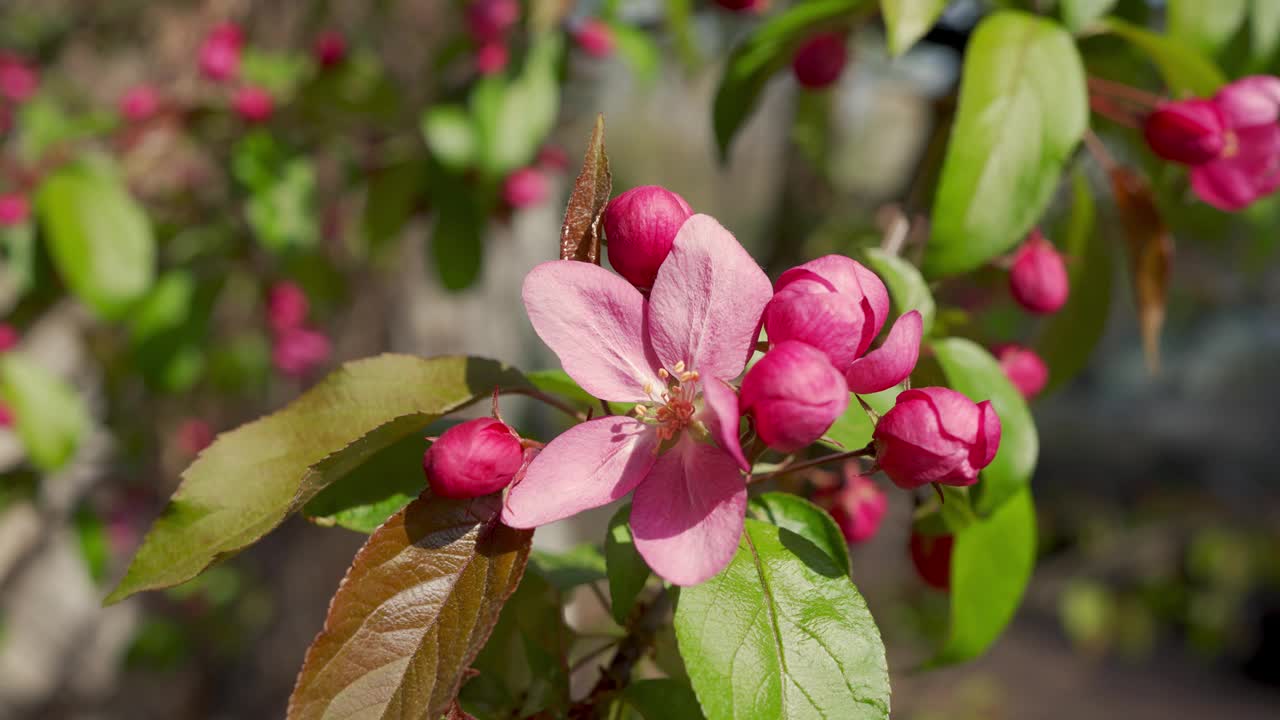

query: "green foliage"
left=302, top=431, right=427, bottom=533
left=362, top=158, right=425, bottom=255
left=926, top=11, right=1087, bottom=277
left=609, top=22, right=662, bottom=84
left=1059, top=0, right=1118, bottom=33
left=931, top=337, right=1039, bottom=516
left=880, top=0, right=949, bottom=56
left=605, top=505, right=651, bottom=625
left=823, top=387, right=900, bottom=452
left=474, top=35, right=563, bottom=178
left=1103, top=18, right=1227, bottom=96
left=617, top=678, right=705, bottom=719
left=713, top=0, right=870, bottom=161
left=428, top=165, right=488, bottom=291
left=130, top=271, right=219, bottom=393
left=747, top=492, right=851, bottom=574
left=526, top=368, right=598, bottom=407
left=531, top=543, right=608, bottom=591
left=861, top=247, right=936, bottom=336
left=0, top=351, right=88, bottom=471
left=1251, top=0, right=1280, bottom=65
left=1167, top=0, right=1248, bottom=57
left=674, top=519, right=890, bottom=719
left=422, top=106, right=478, bottom=172
left=0, top=222, right=35, bottom=298
left=107, top=355, right=528, bottom=603
left=36, top=156, right=156, bottom=318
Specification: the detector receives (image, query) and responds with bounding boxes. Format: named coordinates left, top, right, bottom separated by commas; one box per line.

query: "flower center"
left=634, top=361, right=700, bottom=442
left=1222, top=130, right=1239, bottom=158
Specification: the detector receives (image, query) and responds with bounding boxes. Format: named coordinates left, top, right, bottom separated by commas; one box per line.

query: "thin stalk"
left=500, top=386, right=588, bottom=422
left=749, top=443, right=875, bottom=483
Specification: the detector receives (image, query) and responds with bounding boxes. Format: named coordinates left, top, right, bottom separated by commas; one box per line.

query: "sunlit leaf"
left=747, top=492, right=850, bottom=574
left=1059, top=0, right=1117, bottom=33
left=531, top=543, right=607, bottom=591
left=287, top=492, right=532, bottom=720
left=880, top=0, right=948, bottom=56
left=1251, top=0, right=1280, bottom=64
left=1102, top=18, right=1226, bottom=96
left=862, top=248, right=936, bottom=336
left=422, top=105, right=478, bottom=172
left=1109, top=166, right=1172, bottom=374
left=1167, top=0, right=1248, bottom=57
left=303, top=431, right=426, bottom=533
left=0, top=352, right=89, bottom=472
left=561, top=114, right=611, bottom=264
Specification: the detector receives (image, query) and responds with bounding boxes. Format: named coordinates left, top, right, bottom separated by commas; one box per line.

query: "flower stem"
left=749, top=442, right=875, bottom=483
left=1086, top=75, right=1163, bottom=108
left=500, top=386, right=588, bottom=422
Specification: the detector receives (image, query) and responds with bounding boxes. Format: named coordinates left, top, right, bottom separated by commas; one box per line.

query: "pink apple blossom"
left=423, top=418, right=525, bottom=499
left=0, top=402, right=12, bottom=429
left=466, top=0, right=520, bottom=42
left=176, top=418, right=214, bottom=456
left=503, top=167, right=549, bottom=208
left=503, top=214, right=773, bottom=585
left=537, top=145, right=570, bottom=172
left=1143, top=99, right=1226, bottom=165
left=0, top=53, right=38, bottom=103
left=995, top=344, right=1049, bottom=400
left=475, top=41, right=509, bottom=76
left=573, top=20, right=615, bottom=58
left=120, top=85, right=162, bottom=123
left=1190, top=76, right=1280, bottom=210
left=739, top=340, right=848, bottom=452
left=874, top=386, right=1000, bottom=489
left=764, top=255, right=922, bottom=392
left=812, top=466, right=886, bottom=544
left=0, top=323, right=18, bottom=352
left=1009, top=229, right=1069, bottom=315
left=0, top=193, right=29, bottom=227
left=199, top=23, right=244, bottom=82
left=267, top=281, right=309, bottom=333
left=272, top=327, right=331, bottom=377
left=604, top=185, right=694, bottom=290
left=314, top=30, right=347, bottom=69
left=232, top=86, right=274, bottom=122
left=792, top=32, right=847, bottom=90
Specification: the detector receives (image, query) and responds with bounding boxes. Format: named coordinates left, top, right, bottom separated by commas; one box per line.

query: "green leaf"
left=620, top=678, right=706, bottom=720
left=933, top=489, right=1036, bottom=666
left=0, top=222, right=35, bottom=297
left=362, top=158, right=424, bottom=254
left=75, top=505, right=110, bottom=584
left=531, top=543, right=607, bottom=591
left=526, top=368, right=597, bottom=407
left=925, top=11, right=1087, bottom=277
left=1167, top=0, right=1248, bottom=57
left=287, top=492, right=533, bottom=720
left=428, top=168, right=487, bottom=291
left=245, top=158, right=318, bottom=253
left=1058, top=0, right=1117, bottom=33
left=747, top=492, right=850, bottom=575
left=609, top=22, right=662, bottom=83
left=36, top=157, right=155, bottom=318
left=674, top=519, right=890, bottom=719
left=130, top=271, right=218, bottom=393
left=303, top=431, right=427, bottom=533
left=1037, top=169, right=1112, bottom=393
left=1102, top=18, right=1227, bottom=96
left=880, top=0, right=949, bottom=56
left=606, top=504, right=651, bottom=625
left=422, top=105, right=478, bottom=171
left=475, top=35, right=562, bottom=177
left=861, top=248, right=936, bottom=336
left=1251, top=0, right=1280, bottom=64
left=931, top=338, right=1039, bottom=516
left=822, top=388, right=900, bottom=453
left=713, top=0, right=870, bottom=161
left=0, top=352, right=89, bottom=472
left=106, top=354, right=527, bottom=603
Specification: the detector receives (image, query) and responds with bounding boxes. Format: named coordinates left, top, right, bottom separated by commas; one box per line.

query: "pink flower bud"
left=475, top=41, right=509, bottom=76
left=272, top=327, right=331, bottom=377
left=573, top=20, right=615, bottom=58
left=714, top=0, right=765, bottom=12
left=740, top=340, right=850, bottom=453
left=0, top=53, right=38, bottom=103
left=199, top=23, right=244, bottom=82
left=812, top=469, right=887, bottom=544
left=423, top=417, right=524, bottom=499
left=792, top=32, right=847, bottom=90
left=1214, top=75, right=1280, bottom=128
left=314, top=30, right=347, bottom=69
left=466, top=0, right=520, bottom=42
left=909, top=532, right=953, bottom=591
left=1143, top=99, right=1226, bottom=165
left=537, top=145, right=569, bottom=172
left=267, top=282, right=309, bottom=333
left=0, top=402, right=13, bottom=429
left=232, top=86, right=275, bottom=123
left=995, top=344, right=1048, bottom=400
left=503, top=167, right=549, bottom=209
left=0, top=323, right=18, bottom=352
left=1008, top=229, right=1069, bottom=315
left=603, top=185, right=693, bottom=289
left=176, top=418, right=214, bottom=456
left=0, top=193, right=29, bottom=227
left=873, top=387, right=1000, bottom=489
left=120, top=85, right=162, bottom=123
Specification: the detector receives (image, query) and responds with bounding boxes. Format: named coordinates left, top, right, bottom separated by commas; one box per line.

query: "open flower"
left=1190, top=76, right=1280, bottom=210
left=503, top=214, right=772, bottom=585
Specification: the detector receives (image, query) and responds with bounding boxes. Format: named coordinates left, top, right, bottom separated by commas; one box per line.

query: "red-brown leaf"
left=287, top=492, right=532, bottom=720
left=559, top=114, right=611, bottom=263
left=1109, top=166, right=1173, bottom=374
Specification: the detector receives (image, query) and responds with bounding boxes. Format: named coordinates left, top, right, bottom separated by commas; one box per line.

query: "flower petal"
left=631, top=439, right=747, bottom=585
left=1215, top=75, right=1280, bottom=128
left=501, top=416, right=658, bottom=528
left=647, top=214, right=772, bottom=381
left=699, top=376, right=748, bottom=471
left=523, top=261, right=662, bottom=402
left=1190, top=125, right=1280, bottom=210
left=969, top=400, right=1001, bottom=470
left=775, top=257, right=889, bottom=355
left=845, top=310, right=922, bottom=394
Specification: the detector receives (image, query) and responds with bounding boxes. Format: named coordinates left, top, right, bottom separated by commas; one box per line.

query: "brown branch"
left=749, top=442, right=876, bottom=484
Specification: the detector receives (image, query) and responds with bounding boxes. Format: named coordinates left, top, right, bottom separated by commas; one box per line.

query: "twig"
left=1082, top=130, right=1120, bottom=174
left=500, top=386, right=588, bottom=422
left=748, top=443, right=876, bottom=483
left=1086, top=75, right=1163, bottom=108
left=568, top=640, right=620, bottom=674
left=588, top=581, right=612, bottom=616
left=566, top=589, right=672, bottom=717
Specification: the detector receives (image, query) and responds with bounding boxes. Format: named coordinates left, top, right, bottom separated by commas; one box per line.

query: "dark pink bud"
left=995, top=344, right=1048, bottom=400
left=467, top=0, right=520, bottom=42
left=423, top=417, right=524, bottom=498
left=714, top=0, right=765, bottom=12
left=176, top=418, right=214, bottom=456
left=740, top=341, right=849, bottom=453
left=475, top=41, right=509, bottom=75
left=1143, top=99, right=1226, bottom=165
left=233, top=86, right=275, bottom=123
left=314, top=30, right=347, bottom=68
left=503, top=167, right=549, bottom=209
left=0, top=53, right=38, bottom=103
left=603, top=185, right=693, bottom=289
left=199, top=24, right=244, bottom=82
left=792, top=32, right=847, bottom=90
left=0, top=402, right=12, bottom=429
left=573, top=20, right=615, bottom=58
left=873, top=386, right=1000, bottom=489
left=272, top=327, right=331, bottom=377
left=1009, top=229, right=1069, bottom=315
left=536, top=145, right=569, bottom=172
left=1214, top=75, right=1280, bottom=128
left=120, top=85, right=162, bottom=123
left=812, top=469, right=887, bottom=544
left=267, top=282, right=309, bottom=333
left=765, top=255, right=890, bottom=372
left=0, top=193, right=29, bottom=227
left=0, top=323, right=18, bottom=352
left=910, top=532, right=953, bottom=591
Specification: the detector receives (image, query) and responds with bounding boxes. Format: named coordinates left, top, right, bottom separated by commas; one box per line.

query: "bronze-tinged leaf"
left=287, top=492, right=533, bottom=720
left=560, top=114, right=611, bottom=263
left=1109, top=166, right=1173, bottom=373
left=443, top=700, right=478, bottom=720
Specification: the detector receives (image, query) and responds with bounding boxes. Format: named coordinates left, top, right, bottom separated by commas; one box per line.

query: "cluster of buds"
left=266, top=281, right=331, bottom=378
left=992, top=228, right=1065, bottom=399
left=466, top=0, right=520, bottom=75
left=1143, top=76, right=1280, bottom=210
